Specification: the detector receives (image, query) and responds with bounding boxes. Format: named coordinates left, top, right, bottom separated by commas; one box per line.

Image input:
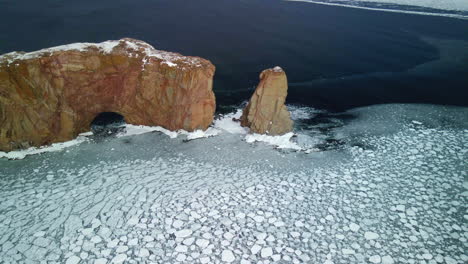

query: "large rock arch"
left=0, top=38, right=215, bottom=151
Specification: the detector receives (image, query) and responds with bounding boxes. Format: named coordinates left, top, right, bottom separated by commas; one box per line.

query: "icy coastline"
left=0, top=107, right=312, bottom=160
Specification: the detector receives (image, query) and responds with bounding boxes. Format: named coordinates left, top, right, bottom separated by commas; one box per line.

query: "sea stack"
left=0, top=38, right=216, bottom=151
left=241, top=66, right=293, bottom=135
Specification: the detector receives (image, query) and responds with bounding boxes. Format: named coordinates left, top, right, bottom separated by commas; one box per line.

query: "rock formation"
left=0, top=38, right=216, bottom=151
left=241, top=67, right=293, bottom=135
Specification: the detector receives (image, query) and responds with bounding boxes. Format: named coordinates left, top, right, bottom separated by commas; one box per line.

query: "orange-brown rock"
left=0, top=38, right=215, bottom=151
left=241, top=67, right=293, bottom=135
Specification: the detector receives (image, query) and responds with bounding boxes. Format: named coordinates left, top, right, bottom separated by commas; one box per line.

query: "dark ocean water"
left=1, top=0, right=467, bottom=111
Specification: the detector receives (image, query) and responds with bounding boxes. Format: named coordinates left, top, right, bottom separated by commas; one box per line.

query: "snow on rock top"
left=0, top=38, right=205, bottom=68
left=0, top=41, right=118, bottom=63
left=273, top=66, right=283, bottom=72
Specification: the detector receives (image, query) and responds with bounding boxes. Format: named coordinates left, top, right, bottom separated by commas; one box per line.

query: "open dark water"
left=0, top=0, right=467, bottom=111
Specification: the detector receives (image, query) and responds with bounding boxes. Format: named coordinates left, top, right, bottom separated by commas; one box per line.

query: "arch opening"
left=90, top=112, right=126, bottom=137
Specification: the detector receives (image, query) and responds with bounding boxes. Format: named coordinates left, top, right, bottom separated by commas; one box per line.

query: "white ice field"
left=286, top=0, right=468, bottom=11
left=286, top=0, right=468, bottom=19
left=0, top=104, right=467, bottom=264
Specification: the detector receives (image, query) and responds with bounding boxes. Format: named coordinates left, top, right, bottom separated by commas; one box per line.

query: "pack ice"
left=0, top=104, right=466, bottom=264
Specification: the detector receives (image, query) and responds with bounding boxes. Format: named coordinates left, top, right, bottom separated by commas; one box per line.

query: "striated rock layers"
left=0, top=38, right=216, bottom=151
left=241, top=66, right=293, bottom=135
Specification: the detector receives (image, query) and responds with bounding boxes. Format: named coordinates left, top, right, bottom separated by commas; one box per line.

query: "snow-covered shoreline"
left=0, top=132, right=92, bottom=160
left=0, top=107, right=311, bottom=160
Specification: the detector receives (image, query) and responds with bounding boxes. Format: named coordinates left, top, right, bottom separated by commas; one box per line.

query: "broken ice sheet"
left=0, top=104, right=466, bottom=263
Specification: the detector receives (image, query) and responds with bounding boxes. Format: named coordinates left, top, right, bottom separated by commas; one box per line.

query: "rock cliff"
left=241, top=67, right=293, bottom=135
left=0, top=38, right=216, bottom=151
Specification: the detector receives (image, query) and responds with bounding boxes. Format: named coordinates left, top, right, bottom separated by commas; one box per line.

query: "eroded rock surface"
left=0, top=38, right=215, bottom=151
left=241, top=67, right=293, bottom=135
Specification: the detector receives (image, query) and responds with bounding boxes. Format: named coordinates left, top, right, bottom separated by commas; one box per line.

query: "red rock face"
left=241, top=67, right=293, bottom=135
left=0, top=38, right=216, bottom=151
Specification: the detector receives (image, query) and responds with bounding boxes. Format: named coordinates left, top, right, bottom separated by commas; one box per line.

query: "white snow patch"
left=119, top=124, right=220, bottom=141
left=162, top=61, right=178, bottom=67
left=123, top=40, right=139, bottom=51
left=180, top=128, right=220, bottom=140
left=1, top=41, right=121, bottom=64
left=99, top=41, right=121, bottom=54
left=133, top=41, right=203, bottom=68
left=245, top=132, right=302, bottom=150
left=213, top=110, right=248, bottom=134
left=118, top=124, right=178, bottom=139
left=273, top=66, right=283, bottom=72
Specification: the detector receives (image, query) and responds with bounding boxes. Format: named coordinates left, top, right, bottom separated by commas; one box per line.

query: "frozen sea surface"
left=287, top=0, right=468, bottom=19
left=291, top=0, right=468, bottom=11
left=0, top=104, right=467, bottom=264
